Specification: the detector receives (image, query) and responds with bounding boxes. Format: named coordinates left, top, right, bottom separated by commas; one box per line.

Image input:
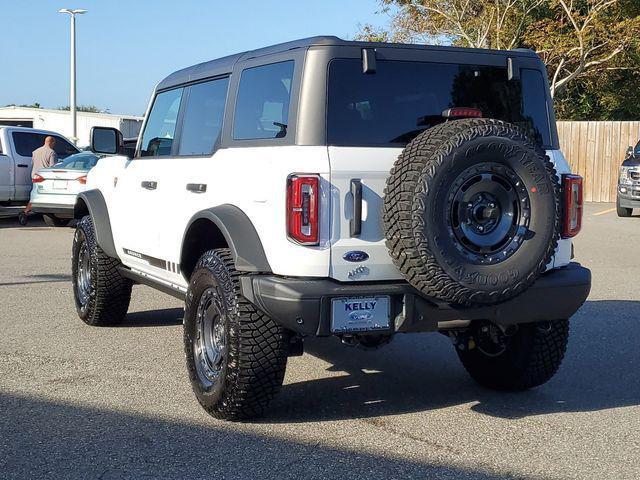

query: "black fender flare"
left=182, top=205, right=272, bottom=273
left=74, top=189, right=118, bottom=259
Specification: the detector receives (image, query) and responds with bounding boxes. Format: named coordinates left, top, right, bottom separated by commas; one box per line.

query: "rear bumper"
left=240, top=262, right=591, bottom=336
left=30, top=203, right=75, bottom=218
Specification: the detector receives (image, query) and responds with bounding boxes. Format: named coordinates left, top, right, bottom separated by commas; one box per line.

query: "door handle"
left=186, top=183, right=207, bottom=193
left=350, top=179, right=362, bottom=237
left=141, top=180, right=157, bottom=190
left=17, top=164, right=28, bottom=168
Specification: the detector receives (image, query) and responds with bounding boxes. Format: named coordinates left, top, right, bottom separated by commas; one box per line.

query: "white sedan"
left=30, top=152, right=101, bottom=226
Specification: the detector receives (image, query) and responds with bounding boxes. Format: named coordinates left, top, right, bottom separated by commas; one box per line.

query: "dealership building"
left=0, top=106, right=143, bottom=147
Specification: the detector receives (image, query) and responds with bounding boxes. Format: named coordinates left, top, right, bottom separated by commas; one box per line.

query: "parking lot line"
left=593, top=207, right=616, bottom=216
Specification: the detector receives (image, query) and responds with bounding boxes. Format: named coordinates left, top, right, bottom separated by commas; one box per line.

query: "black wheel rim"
left=194, top=287, right=227, bottom=388
left=446, top=162, right=530, bottom=265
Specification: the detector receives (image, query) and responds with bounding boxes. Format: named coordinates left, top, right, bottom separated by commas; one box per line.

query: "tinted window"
left=521, top=69, right=551, bottom=146
left=123, top=139, right=137, bottom=158
left=327, top=60, right=552, bottom=147
left=179, top=77, right=229, bottom=155
left=140, top=88, right=183, bottom=157
left=234, top=61, right=294, bottom=140
left=57, top=152, right=100, bottom=170
left=12, top=132, right=78, bottom=158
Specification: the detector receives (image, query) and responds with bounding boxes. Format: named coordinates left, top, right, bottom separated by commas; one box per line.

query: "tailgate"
left=328, top=146, right=404, bottom=282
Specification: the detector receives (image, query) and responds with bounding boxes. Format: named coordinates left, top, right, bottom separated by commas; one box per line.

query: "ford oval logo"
left=349, top=311, right=373, bottom=322
left=343, top=251, right=369, bottom=262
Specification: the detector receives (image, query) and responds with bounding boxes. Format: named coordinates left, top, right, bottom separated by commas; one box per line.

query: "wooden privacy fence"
left=556, top=121, right=640, bottom=202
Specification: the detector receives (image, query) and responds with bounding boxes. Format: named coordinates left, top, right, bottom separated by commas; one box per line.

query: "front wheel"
left=456, top=319, right=569, bottom=391
left=184, top=248, right=291, bottom=421
left=616, top=198, right=633, bottom=217
left=72, top=216, right=132, bottom=326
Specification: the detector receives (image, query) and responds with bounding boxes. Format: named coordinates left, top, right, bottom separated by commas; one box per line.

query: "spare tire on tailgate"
left=383, top=118, right=560, bottom=306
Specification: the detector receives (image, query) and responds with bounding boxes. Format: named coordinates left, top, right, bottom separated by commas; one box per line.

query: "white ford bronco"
left=72, top=37, right=591, bottom=420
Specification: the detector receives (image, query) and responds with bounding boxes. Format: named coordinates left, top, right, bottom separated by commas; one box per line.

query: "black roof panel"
left=156, top=36, right=539, bottom=91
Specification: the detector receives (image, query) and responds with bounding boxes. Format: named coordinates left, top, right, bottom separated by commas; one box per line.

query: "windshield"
left=327, top=59, right=552, bottom=148
left=54, top=152, right=100, bottom=170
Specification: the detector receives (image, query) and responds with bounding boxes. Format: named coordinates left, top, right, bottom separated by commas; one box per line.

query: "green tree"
left=358, top=0, right=640, bottom=119
left=4, top=102, right=42, bottom=108
left=58, top=105, right=102, bottom=113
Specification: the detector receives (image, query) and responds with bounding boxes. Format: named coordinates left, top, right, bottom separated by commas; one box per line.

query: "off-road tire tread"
left=383, top=118, right=560, bottom=305
left=73, top=215, right=132, bottom=326
left=184, top=248, right=290, bottom=421
left=457, top=319, right=570, bottom=390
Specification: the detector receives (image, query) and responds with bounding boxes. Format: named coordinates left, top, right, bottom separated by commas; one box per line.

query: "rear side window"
left=140, top=88, right=183, bottom=157
left=12, top=132, right=78, bottom=158
left=178, top=77, right=229, bottom=155
left=233, top=61, right=294, bottom=140
left=327, top=59, right=552, bottom=148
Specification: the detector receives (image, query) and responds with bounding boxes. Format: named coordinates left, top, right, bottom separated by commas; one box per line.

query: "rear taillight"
left=287, top=174, right=319, bottom=245
left=562, top=174, right=583, bottom=238
left=32, top=174, right=45, bottom=183
left=77, top=175, right=87, bottom=185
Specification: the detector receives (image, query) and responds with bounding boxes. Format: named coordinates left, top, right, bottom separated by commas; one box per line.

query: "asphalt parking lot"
left=0, top=204, right=638, bottom=480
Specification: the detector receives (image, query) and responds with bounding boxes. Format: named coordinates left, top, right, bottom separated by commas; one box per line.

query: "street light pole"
left=58, top=8, right=86, bottom=145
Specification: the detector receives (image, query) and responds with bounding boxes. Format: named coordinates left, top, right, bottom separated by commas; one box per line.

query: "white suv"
left=71, top=36, right=590, bottom=420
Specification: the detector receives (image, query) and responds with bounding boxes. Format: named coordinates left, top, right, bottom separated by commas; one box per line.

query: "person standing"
left=22, top=136, right=58, bottom=217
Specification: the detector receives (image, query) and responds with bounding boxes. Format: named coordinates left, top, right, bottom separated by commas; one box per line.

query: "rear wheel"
left=616, top=198, right=633, bottom=217
left=184, top=248, right=290, bottom=420
left=455, top=319, right=569, bottom=390
left=43, top=214, right=71, bottom=227
left=72, top=216, right=132, bottom=326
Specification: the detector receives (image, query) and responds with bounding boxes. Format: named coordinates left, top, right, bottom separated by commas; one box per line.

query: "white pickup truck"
left=0, top=126, right=79, bottom=205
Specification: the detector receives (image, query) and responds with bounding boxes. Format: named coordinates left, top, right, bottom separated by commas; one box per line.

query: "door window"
left=178, top=77, right=229, bottom=155
left=140, top=88, right=183, bottom=157
left=12, top=132, right=78, bottom=159
left=233, top=61, right=294, bottom=140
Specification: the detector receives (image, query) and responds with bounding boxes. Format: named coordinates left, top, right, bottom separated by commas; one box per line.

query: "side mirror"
left=626, top=146, right=634, bottom=157
left=90, top=126, right=124, bottom=155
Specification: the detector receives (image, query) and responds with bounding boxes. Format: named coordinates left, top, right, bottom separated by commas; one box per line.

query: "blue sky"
left=1, top=0, right=390, bottom=116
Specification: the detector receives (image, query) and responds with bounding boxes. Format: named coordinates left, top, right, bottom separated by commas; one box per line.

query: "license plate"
left=331, top=296, right=391, bottom=333
left=52, top=180, right=68, bottom=190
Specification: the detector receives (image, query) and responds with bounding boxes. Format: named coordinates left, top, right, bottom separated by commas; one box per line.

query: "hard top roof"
left=156, top=36, right=538, bottom=91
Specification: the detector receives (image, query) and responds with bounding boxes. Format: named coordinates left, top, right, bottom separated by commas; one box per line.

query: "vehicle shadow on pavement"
left=268, top=300, right=640, bottom=422
left=0, top=392, right=524, bottom=480
left=118, top=307, right=184, bottom=327
left=0, top=214, right=42, bottom=229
